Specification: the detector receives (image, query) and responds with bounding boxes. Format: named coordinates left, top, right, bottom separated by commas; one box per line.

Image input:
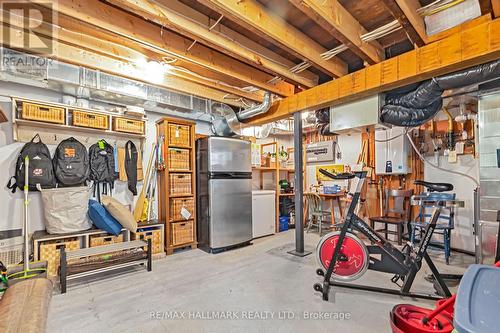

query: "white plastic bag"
left=37, top=183, right=93, bottom=234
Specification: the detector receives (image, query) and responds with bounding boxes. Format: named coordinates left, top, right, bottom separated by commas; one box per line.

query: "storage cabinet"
left=39, top=238, right=80, bottom=277
left=157, top=117, right=197, bottom=255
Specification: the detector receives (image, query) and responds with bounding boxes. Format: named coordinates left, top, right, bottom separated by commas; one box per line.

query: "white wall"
left=0, top=82, right=211, bottom=234
left=424, top=154, right=479, bottom=252
left=305, top=132, right=362, bottom=188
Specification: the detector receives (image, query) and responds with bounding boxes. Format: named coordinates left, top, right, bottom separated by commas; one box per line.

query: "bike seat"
left=414, top=180, right=453, bottom=192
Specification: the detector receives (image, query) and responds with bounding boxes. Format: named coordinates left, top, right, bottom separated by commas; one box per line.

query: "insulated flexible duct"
left=380, top=59, right=500, bottom=126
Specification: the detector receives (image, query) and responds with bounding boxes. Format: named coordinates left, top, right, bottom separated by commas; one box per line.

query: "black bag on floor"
left=6, top=134, right=56, bottom=193
left=89, top=139, right=117, bottom=201
left=53, top=137, right=89, bottom=186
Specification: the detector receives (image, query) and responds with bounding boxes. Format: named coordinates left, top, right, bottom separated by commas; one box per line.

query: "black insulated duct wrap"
left=380, top=59, right=500, bottom=127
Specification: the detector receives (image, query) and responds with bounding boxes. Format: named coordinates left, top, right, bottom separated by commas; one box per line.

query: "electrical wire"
left=374, top=128, right=408, bottom=142
left=405, top=130, right=479, bottom=186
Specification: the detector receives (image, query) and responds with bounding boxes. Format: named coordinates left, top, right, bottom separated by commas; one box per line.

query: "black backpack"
left=53, top=137, right=89, bottom=186
left=7, top=134, right=56, bottom=193
left=89, top=140, right=117, bottom=201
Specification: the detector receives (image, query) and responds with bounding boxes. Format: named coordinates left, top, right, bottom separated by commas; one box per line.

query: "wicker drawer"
left=72, top=110, right=109, bottom=130
left=168, top=148, right=191, bottom=171
left=21, top=102, right=65, bottom=124
left=113, top=117, right=145, bottom=135
left=169, top=173, right=192, bottom=196
left=171, top=220, right=194, bottom=246
left=132, top=228, right=163, bottom=254
left=170, top=197, right=194, bottom=222
left=89, top=233, right=123, bottom=247
left=39, top=238, right=80, bottom=276
left=168, top=124, right=190, bottom=147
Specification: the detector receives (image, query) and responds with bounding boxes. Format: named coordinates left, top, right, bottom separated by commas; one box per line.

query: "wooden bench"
left=59, top=239, right=151, bottom=293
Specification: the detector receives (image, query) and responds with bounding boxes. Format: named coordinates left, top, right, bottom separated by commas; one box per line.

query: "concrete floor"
left=47, top=230, right=472, bottom=333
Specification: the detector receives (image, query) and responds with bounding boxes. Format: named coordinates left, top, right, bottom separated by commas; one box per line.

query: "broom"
left=7, top=156, right=47, bottom=283
left=134, top=143, right=156, bottom=222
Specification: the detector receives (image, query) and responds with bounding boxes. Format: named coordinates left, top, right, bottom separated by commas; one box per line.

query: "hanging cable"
left=405, top=130, right=479, bottom=186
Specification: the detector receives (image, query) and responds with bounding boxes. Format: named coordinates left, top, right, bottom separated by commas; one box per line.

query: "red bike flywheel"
left=316, top=231, right=369, bottom=281
left=390, top=304, right=454, bottom=333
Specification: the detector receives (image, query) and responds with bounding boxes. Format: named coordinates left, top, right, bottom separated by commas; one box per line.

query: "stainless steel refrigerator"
left=196, top=137, right=252, bottom=252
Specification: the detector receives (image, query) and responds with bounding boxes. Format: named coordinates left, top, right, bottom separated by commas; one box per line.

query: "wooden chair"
left=369, top=189, right=413, bottom=245
left=304, top=193, right=331, bottom=235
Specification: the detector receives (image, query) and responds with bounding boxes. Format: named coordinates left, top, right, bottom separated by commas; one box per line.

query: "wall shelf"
left=11, top=96, right=146, bottom=146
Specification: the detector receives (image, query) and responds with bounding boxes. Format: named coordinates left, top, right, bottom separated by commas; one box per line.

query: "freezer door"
left=208, top=137, right=251, bottom=173
left=209, top=178, right=252, bottom=248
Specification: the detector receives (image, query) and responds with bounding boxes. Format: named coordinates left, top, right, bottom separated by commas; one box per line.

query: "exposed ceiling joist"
left=47, top=9, right=258, bottom=94
left=1, top=24, right=245, bottom=107
left=196, top=0, right=348, bottom=78
left=37, top=0, right=294, bottom=97
left=289, top=0, right=384, bottom=64
left=0, top=6, right=264, bottom=102
left=105, top=0, right=318, bottom=88
left=492, top=0, right=500, bottom=18
left=380, top=0, right=428, bottom=46
left=246, top=18, right=500, bottom=125
left=394, top=0, right=429, bottom=43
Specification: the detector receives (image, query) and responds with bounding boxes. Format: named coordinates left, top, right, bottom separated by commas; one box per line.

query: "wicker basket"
left=170, top=197, right=194, bottom=221
left=169, top=173, right=192, bottom=196
left=113, top=117, right=145, bottom=135
left=89, top=233, right=123, bottom=247
left=72, top=110, right=109, bottom=130
left=168, top=148, right=191, bottom=170
left=171, top=220, right=194, bottom=246
left=39, top=238, right=80, bottom=276
left=168, top=124, right=190, bottom=147
left=132, top=228, right=163, bottom=254
left=21, top=102, right=65, bottom=124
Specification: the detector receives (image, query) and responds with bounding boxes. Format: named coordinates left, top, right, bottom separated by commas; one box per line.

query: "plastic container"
left=279, top=216, right=289, bottom=232
left=454, top=264, right=500, bottom=333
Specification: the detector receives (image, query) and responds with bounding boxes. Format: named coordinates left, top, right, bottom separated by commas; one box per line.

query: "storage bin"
left=168, top=123, right=190, bottom=147
left=72, top=110, right=109, bottom=130
left=169, top=173, right=192, bottom=196
left=132, top=228, right=163, bottom=254
left=21, top=102, right=65, bottom=124
left=168, top=148, right=191, bottom=170
left=279, top=216, right=289, bottom=232
left=39, top=238, right=80, bottom=276
left=171, top=220, right=194, bottom=246
left=170, top=197, right=194, bottom=221
left=113, top=117, right=145, bottom=135
left=89, top=233, right=123, bottom=247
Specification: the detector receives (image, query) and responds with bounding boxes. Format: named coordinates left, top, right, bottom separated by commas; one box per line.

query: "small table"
left=318, top=193, right=345, bottom=225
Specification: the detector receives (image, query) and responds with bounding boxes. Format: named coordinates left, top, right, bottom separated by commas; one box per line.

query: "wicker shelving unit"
left=156, top=117, right=197, bottom=255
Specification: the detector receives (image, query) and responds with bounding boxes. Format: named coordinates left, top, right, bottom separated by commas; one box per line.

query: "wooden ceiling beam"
left=105, top=0, right=318, bottom=88
left=492, top=0, right=500, bottom=18
left=196, top=0, right=348, bottom=78
left=0, top=9, right=264, bottom=102
left=380, top=0, right=428, bottom=46
left=246, top=18, right=500, bottom=125
left=1, top=24, right=245, bottom=106
left=49, top=10, right=257, bottom=93
left=35, top=0, right=293, bottom=97
left=289, top=0, right=384, bottom=64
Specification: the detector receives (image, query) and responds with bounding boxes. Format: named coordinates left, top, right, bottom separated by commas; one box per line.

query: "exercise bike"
left=313, top=170, right=464, bottom=301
